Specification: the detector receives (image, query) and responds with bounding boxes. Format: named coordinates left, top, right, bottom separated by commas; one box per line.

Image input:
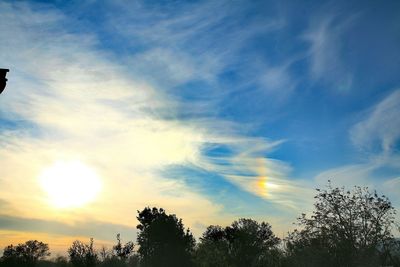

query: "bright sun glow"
left=39, top=160, right=102, bottom=208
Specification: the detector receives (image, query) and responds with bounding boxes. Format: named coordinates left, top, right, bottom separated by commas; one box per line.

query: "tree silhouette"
left=54, top=255, right=69, bottom=267
left=68, top=239, right=98, bottom=267
left=136, top=207, right=195, bottom=267
left=0, top=240, right=50, bottom=267
left=113, top=233, right=134, bottom=260
left=0, top=184, right=398, bottom=267
left=196, top=219, right=280, bottom=267
left=227, top=218, right=280, bottom=266
left=99, top=234, right=137, bottom=267
left=285, top=182, right=398, bottom=267
left=195, top=225, right=230, bottom=267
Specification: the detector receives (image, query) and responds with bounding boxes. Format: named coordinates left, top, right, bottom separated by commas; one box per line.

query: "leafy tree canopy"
left=1, top=240, right=50, bottom=267
left=136, top=207, right=195, bottom=267
left=285, top=182, right=398, bottom=267
left=196, top=219, right=280, bottom=267
left=68, top=238, right=98, bottom=267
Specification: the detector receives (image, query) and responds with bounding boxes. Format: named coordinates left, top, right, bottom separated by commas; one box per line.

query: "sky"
left=0, top=0, right=400, bottom=254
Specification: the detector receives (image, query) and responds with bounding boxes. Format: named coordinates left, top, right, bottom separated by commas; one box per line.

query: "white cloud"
left=108, top=0, right=285, bottom=89
left=261, top=66, right=293, bottom=93
left=0, top=1, right=303, bottom=245
left=195, top=140, right=315, bottom=210
left=257, top=61, right=298, bottom=102
left=314, top=162, right=379, bottom=188
left=303, top=14, right=354, bottom=90
left=0, top=1, right=220, bottom=235
left=351, top=89, right=400, bottom=153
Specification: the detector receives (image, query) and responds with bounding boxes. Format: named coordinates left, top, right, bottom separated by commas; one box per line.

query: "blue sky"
left=0, top=0, right=399, bottom=251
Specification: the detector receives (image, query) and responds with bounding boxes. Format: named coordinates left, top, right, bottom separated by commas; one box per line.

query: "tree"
left=0, top=240, right=50, bottom=267
left=99, top=245, right=110, bottom=262
left=68, top=238, right=98, bottom=267
left=195, top=219, right=280, bottom=267
left=113, top=233, right=134, bottom=260
left=285, top=183, right=398, bottom=267
left=136, top=207, right=196, bottom=267
left=195, top=225, right=230, bottom=267
left=1, top=244, right=19, bottom=266
left=54, top=255, right=69, bottom=267
left=226, top=218, right=280, bottom=266
left=99, top=234, right=136, bottom=267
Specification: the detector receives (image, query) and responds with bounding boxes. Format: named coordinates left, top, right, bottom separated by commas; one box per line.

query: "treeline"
left=1, top=183, right=400, bottom=267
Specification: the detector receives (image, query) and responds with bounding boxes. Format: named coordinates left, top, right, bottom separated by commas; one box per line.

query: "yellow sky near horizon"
left=0, top=230, right=114, bottom=257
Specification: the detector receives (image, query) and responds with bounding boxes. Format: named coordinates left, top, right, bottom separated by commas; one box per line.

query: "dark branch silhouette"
left=284, top=182, right=398, bottom=267
left=0, top=68, right=9, bottom=94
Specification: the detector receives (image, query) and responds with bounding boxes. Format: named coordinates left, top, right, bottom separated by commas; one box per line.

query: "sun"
left=39, top=160, right=102, bottom=208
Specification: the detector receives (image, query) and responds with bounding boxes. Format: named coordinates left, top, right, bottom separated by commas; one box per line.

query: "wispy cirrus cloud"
left=317, top=89, right=400, bottom=183
left=350, top=89, right=400, bottom=153
left=106, top=0, right=290, bottom=96
left=303, top=13, right=356, bottom=91
left=0, top=1, right=306, bottom=250
left=0, top=0, right=222, bottom=228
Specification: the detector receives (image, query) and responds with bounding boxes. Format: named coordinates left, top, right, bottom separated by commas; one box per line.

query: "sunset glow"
left=0, top=0, right=399, bottom=256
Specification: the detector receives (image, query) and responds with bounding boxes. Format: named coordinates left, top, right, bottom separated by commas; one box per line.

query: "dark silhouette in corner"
left=0, top=68, right=9, bottom=94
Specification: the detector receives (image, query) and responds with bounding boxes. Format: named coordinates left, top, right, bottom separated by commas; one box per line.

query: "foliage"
left=0, top=240, right=50, bottom=267
left=284, top=182, right=399, bottom=267
left=68, top=239, right=98, bottom=267
left=53, top=256, right=68, bottom=267
left=136, top=207, right=196, bottom=267
left=113, top=234, right=134, bottom=260
left=195, top=219, right=281, bottom=267
left=98, top=234, right=137, bottom=267
left=195, top=225, right=230, bottom=267
left=227, top=218, right=280, bottom=266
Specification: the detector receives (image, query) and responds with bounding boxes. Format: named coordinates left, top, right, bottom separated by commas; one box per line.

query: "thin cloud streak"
left=351, top=89, right=400, bottom=153
left=109, top=0, right=287, bottom=94
left=303, top=13, right=356, bottom=91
